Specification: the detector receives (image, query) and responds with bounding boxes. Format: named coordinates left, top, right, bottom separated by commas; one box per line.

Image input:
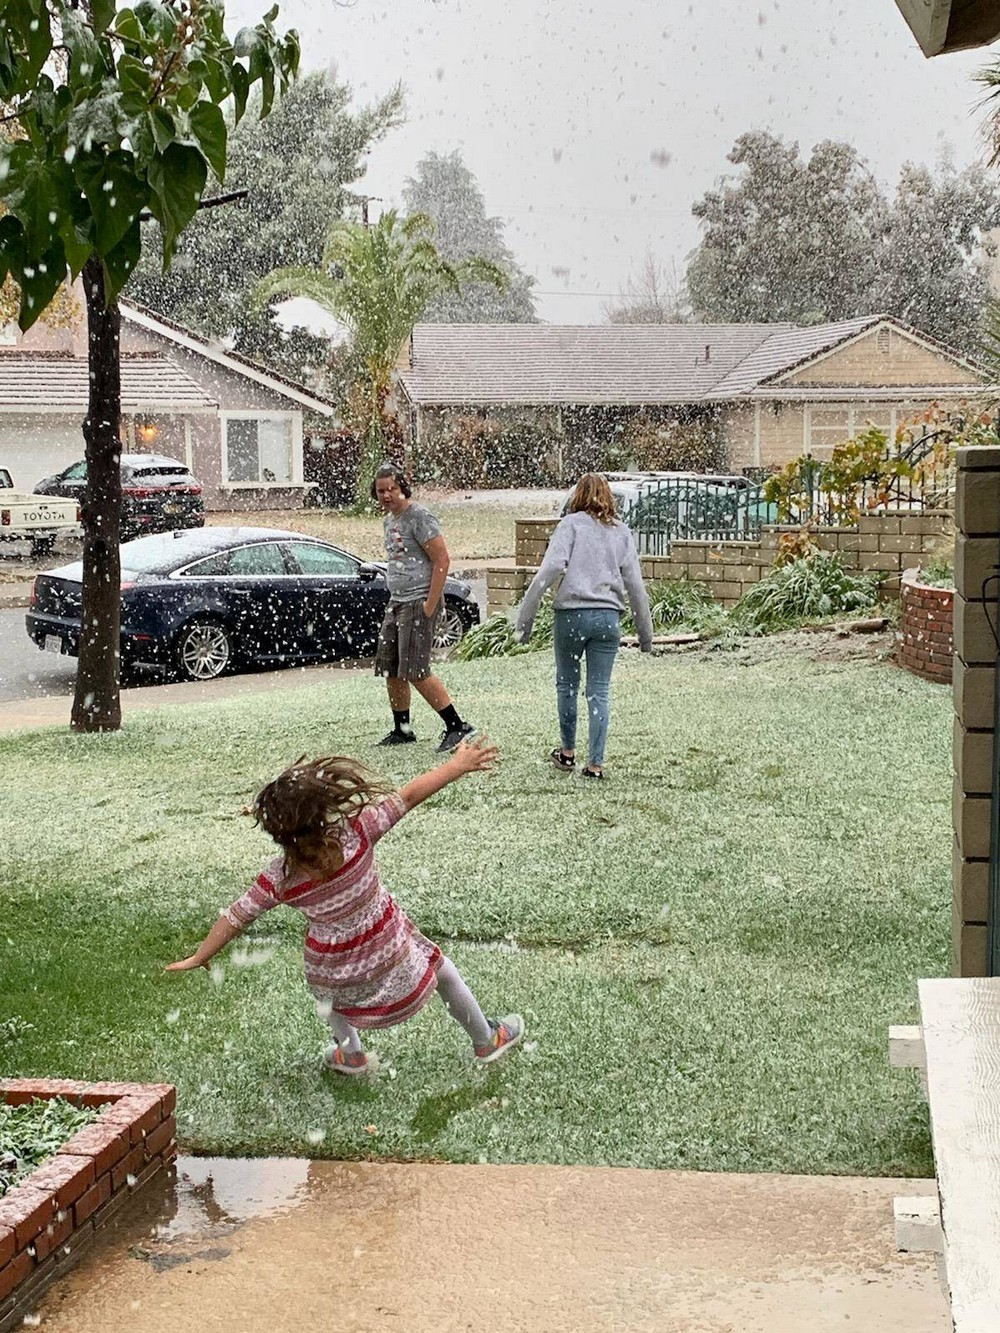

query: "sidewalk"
left=0, top=660, right=370, bottom=732
left=33, top=1158, right=949, bottom=1332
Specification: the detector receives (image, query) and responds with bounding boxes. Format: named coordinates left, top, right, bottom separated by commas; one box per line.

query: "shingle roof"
left=398, top=316, right=984, bottom=406
left=399, top=323, right=792, bottom=406
left=708, top=317, right=882, bottom=396
left=0, top=353, right=217, bottom=411
left=119, top=299, right=339, bottom=415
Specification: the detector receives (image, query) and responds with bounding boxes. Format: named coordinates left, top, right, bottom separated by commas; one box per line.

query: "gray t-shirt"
left=383, top=503, right=442, bottom=602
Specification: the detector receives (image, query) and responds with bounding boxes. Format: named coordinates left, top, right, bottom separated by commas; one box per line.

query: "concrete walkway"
left=35, top=1158, right=948, bottom=1332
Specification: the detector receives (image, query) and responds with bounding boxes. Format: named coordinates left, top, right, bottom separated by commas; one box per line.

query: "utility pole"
left=346, top=193, right=381, bottom=228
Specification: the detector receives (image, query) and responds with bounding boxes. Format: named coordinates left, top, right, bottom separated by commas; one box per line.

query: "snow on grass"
left=0, top=649, right=948, bottom=1174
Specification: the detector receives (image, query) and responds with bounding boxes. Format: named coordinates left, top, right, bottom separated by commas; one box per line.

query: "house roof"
left=399, top=323, right=788, bottom=406
left=0, top=353, right=217, bottom=413
left=398, top=316, right=986, bottom=407
left=118, top=300, right=338, bottom=417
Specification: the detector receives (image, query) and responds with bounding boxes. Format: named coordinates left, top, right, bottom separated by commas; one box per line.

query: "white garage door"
left=0, top=416, right=87, bottom=491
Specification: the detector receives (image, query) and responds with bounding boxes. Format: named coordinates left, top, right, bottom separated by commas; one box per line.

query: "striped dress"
left=223, top=794, right=442, bottom=1030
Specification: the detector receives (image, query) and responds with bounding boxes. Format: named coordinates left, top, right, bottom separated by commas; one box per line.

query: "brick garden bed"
left=897, top=568, right=955, bottom=685
left=0, top=1079, right=176, bottom=1331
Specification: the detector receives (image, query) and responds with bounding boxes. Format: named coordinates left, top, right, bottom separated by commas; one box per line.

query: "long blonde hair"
left=566, top=472, right=617, bottom=526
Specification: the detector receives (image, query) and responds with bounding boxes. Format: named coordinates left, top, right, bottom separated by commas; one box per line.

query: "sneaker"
left=377, top=729, right=417, bottom=746
left=437, top=721, right=476, bottom=753
left=324, top=1044, right=372, bottom=1077
left=474, top=1014, right=525, bottom=1065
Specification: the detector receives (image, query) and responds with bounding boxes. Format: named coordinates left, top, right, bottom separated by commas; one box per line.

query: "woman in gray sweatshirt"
left=515, top=473, right=653, bottom=779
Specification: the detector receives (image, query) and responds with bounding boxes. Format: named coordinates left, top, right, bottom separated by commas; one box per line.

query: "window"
left=62, top=461, right=88, bottom=480
left=285, top=541, right=357, bottom=576
left=227, top=543, right=289, bottom=576
left=807, top=407, right=851, bottom=456
left=224, top=417, right=294, bottom=484
left=178, top=553, right=232, bottom=578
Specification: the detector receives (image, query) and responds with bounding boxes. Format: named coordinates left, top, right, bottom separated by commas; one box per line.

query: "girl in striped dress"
left=166, top=737, right=524, bottom=1076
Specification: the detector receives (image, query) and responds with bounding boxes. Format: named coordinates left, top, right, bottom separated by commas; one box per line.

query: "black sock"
left=392, top=709, right=411, bottom=734
left=437, top=704, right=463, bottom=732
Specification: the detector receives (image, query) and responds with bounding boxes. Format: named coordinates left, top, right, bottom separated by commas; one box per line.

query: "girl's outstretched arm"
left=398, top=735, right=498, bottom=812
left=166, top=914, right=244, bottom=972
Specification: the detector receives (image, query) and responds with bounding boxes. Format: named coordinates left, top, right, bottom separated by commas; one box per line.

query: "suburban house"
left=0, top=294, right=337, bottom=511
left=397, top=316, right=989, bottom=476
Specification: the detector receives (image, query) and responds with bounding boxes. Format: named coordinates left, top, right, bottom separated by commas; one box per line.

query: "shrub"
left=730, top=553, right=881, bottom=636
left=1, top=1098, right=97, bottom=1197
left=416, top=414, right=562, bottom=489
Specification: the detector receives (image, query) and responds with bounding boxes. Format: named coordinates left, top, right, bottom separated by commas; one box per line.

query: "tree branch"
left=138, top=189, right=248, bottom=222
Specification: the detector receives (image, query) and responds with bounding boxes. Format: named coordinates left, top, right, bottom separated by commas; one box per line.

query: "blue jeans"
left=553, top=608, right=621, bottom=767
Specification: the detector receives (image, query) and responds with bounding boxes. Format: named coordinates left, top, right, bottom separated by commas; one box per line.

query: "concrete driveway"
left=33, top=1157, right=948, bottom=1332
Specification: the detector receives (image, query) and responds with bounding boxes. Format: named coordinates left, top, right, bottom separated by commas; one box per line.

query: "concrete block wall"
left=493, top=513, right=952, bottom=615
left=952, top=447, right=1000, bottom=978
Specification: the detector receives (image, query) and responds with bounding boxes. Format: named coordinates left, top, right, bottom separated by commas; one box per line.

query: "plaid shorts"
left=374, top=600, right=440, bottom=680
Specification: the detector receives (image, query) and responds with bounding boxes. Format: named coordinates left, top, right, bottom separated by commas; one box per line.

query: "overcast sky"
left=230, top=0, right=996, bottom=324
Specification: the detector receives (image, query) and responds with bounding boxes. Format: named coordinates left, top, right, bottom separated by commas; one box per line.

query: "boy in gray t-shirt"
left=372, top=464, right=477, bottom=753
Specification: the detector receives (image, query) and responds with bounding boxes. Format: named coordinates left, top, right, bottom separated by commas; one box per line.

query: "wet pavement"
left=33, top=1156, right=948, bottom=1332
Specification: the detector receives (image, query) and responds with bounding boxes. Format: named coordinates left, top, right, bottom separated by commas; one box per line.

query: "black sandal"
left=581, top=766, right=604, bottom=780
left=551, top=748, right=576, bottom=770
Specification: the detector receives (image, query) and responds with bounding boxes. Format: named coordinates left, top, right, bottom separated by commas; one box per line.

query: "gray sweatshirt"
left=515, top=512, right=654, bottom=651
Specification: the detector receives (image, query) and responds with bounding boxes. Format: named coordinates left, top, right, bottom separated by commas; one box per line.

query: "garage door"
left=0, top=416, right=86, bottom=491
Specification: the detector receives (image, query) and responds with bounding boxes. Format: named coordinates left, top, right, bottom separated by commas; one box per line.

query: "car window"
left=227, top=543, right=289, bottom=576
left=63, top=461, right=87, bottom=480
left=177, top=552, right=231, bottom=578
left=284, top=541, right=357, bottom=576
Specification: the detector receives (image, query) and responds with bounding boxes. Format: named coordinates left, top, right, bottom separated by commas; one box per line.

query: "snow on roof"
left=0, top=353, right=216, bottom=412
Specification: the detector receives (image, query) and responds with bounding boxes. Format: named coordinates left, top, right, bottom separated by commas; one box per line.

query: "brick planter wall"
left=897, top=570, right=955, bottom=685
left=489, top=512, right=953, bottom=616
left=0, top=1080, right=176, bottom=1332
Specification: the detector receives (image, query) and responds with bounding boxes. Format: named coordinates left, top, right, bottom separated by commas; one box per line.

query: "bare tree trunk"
left=71, top=256, right=122, bottom=733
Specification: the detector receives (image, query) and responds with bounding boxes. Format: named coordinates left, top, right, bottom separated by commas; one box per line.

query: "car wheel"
left=174, top=618, right=235, bottom=681
left=433, top=601, right=472, bottom=653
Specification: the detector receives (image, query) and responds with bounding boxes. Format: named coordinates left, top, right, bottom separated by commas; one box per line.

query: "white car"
left=0, top=468, right=80, bottom=558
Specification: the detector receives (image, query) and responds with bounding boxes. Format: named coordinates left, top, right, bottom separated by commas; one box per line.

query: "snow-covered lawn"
left=205, top=489, right=562, bottom=563
left=2, top=648, right=949, bottom=1174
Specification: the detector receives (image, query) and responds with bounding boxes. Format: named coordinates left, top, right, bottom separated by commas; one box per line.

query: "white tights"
left=324, top=956, right=493, bottom=1055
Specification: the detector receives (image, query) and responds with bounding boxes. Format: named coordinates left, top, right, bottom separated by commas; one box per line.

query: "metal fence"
left=622, top=430, right=957, bottom=555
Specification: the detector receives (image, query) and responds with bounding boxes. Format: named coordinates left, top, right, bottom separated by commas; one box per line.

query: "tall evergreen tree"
left=686, top=130, right=1000, bottom=352
left=129, top=72, right=403, bottom=379
left=402, top=150, right=537, bottom=323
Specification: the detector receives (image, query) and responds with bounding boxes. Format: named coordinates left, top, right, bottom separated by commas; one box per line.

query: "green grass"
left=1, top=650, right=950, bottom=1175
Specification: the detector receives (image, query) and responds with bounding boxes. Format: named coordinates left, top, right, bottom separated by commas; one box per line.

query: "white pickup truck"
left=0, top=467, right=80, bottom=557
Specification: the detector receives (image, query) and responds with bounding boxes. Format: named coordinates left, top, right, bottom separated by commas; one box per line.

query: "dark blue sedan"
left=26, top=526, right=480, bottom=681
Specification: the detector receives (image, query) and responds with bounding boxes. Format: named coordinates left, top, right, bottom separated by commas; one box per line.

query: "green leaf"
left=13, top=238, right=68, bottom=332
left=230, top=62, right=249, bottom=124
left=133, top=0, right=178, bottom=46
left=75, top=151, right=149, bottom=254
left=62, top=11, right=107, bottom=91
left=117, top=54, right=151, bottom=97
left=263, top=4, right=279, bottom=21
left=91, top=0, right=117, bottom=32
left=8, top=158, right=78, bottom=254
left=189, top=101, right=227, bottom=181
left=149, top=107, right=176, bottom=154
left=0, top=215, right=25, bottom=290
left=147, top=141, right=207, bottom=260
left=202, top=54, right=230, bottom=104
left=114, top=8, right=143, bottom=43
left=102, top=218, right=142, bottom=300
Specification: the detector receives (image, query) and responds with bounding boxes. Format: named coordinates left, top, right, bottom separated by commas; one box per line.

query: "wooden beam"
left=893, top=0, right=1000, bottom=56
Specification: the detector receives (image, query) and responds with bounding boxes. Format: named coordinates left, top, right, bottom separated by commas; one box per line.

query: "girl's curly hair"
left=251, top=755, right=394, bottom=866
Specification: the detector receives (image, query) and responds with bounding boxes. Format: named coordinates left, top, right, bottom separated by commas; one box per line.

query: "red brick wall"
left=898, top=570, right=954, bottom=684
left=0, top=1080, right=176, bottom=1331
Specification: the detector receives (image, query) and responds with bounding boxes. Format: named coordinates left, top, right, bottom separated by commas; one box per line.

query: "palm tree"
left=257, top=210, right=507, bottom=506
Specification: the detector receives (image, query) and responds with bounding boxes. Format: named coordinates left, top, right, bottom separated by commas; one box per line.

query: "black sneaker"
left=436, top=721, right=476, bottom=753
left=377, top=729, right=417, bottom=746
